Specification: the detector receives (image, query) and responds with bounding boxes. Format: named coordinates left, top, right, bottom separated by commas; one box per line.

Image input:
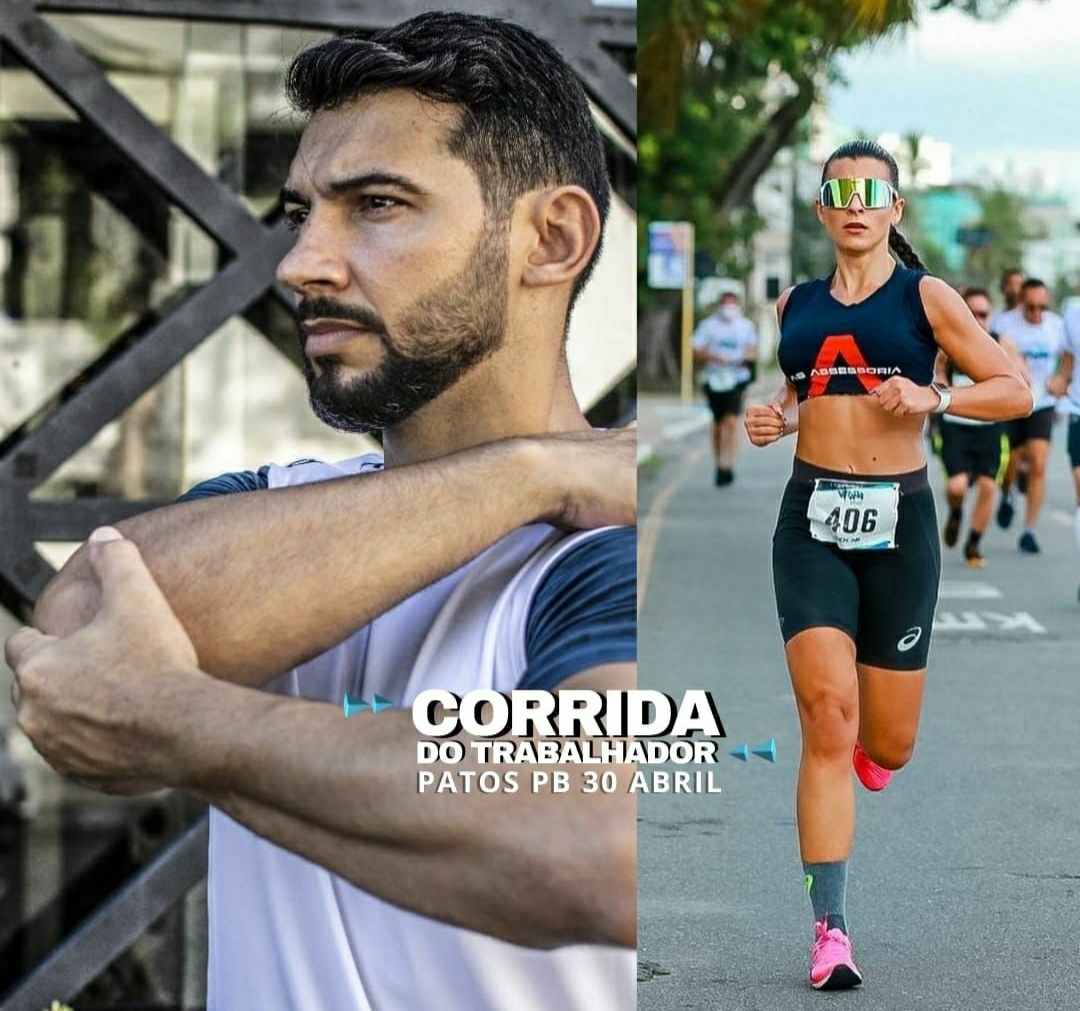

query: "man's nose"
left=276, top=215, right=351, bottom=294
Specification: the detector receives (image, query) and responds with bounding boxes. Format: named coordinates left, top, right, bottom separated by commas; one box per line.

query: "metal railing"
left=0, top=1, right=635, bottom=1004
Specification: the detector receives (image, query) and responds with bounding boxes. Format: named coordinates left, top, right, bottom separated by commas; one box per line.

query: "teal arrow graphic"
left=751, top=739, right=777, bottom=763
left=343, top=694, right=370, bottom=718
left=371, top=694, right=393, bottom=713
left=729, top=743, right=749, bottom=762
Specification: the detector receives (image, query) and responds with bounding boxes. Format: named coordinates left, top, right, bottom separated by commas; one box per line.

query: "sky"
left=827, top=0, right=1080, bottom=199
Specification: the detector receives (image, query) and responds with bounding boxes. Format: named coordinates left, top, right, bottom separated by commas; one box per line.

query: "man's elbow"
left=33, top=572, right=99, bottom=637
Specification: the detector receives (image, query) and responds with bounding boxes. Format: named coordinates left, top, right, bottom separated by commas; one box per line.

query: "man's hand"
left=745, top=402, right=786, bottom=446
left=1047, top=373, right=1069, bottom=397
left=870, top=377, right=941, bottom=417
left=6, top=527, right=202, bottom=794
left=535, top=424, right=636, bottom=530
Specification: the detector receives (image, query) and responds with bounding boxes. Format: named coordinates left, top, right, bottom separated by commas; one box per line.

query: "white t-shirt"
left=989, top=306, right=1018, bottom=335
left=692, top=312, right=758, bottom=392
left=995, top=307, right=1065, bottom=411
left=206, top=455, right=635, bottom=1011
left=1062, top=307, right=1080, bottom=416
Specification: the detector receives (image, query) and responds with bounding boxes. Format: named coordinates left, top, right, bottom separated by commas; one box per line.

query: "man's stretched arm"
left=9, top=533, right=636, bottom=949
left=34, top=430, right=634, bottom=686
left=186, top=665, right=636, bottom=949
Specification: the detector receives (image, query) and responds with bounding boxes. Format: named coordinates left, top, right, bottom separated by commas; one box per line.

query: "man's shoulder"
left=545, top=526, right=633, bottom=571
left=178, top=454, right=384, bottom=500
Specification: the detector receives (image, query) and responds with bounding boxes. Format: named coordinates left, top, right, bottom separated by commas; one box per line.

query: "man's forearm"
left=36, top=440, right=571, bottom=685
left=175, top=670, right=635, bottom=948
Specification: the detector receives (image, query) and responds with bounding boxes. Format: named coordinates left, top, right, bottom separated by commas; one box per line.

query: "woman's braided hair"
left=821, top=140, right=926, bottom=271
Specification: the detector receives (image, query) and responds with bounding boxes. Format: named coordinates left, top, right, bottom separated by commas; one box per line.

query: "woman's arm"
left=921, top=277, right=1032, bottom=421
left=745, top=288, right=797, bottom=446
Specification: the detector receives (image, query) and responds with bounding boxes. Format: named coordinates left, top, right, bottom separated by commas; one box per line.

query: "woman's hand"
left=745, top=402, right=787, bottom=446
left=870, top=377, right=941, bottom=417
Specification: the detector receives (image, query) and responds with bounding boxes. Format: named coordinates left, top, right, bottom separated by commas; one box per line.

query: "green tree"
left=964, top=187, right=1032, bottom=290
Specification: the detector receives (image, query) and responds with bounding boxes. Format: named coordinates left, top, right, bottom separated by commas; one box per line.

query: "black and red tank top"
left=778, top=265, right=938, bottom=402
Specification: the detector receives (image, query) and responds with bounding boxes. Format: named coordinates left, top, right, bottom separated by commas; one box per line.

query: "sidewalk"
left=637, top=374, right=779, bottom=464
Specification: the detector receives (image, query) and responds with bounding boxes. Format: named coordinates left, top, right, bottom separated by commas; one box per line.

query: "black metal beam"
left=0, top=230, right=291, bottom=488
left=22, top=498, right=173, bottom=540
left=0, top=816, right=209, bottom=1011
left=31, top=0, right=636, bottom=48
left=1, top=0, right=273, bottom=253
left=26, top=0, right=637, bottom=136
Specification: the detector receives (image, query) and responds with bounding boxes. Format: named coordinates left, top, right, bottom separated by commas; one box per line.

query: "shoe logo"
left=897, top=627, right=923, bottom=652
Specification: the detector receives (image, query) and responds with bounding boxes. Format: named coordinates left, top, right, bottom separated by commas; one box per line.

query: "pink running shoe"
left=810, top=920, right=863, bottom=990
left=853, top=741, right=892, bottom=792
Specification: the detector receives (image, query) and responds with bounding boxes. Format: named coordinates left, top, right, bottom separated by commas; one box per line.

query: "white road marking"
left=933, top=610, right=1046, bottom=634
left=939, top=581, right=1002, bottom=600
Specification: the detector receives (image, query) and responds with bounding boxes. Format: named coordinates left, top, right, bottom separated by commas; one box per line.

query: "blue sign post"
left=647, top=222, right=696, bottom=403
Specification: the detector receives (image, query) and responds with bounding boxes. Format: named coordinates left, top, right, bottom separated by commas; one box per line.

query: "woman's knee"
left=861, top=728, right=916, bottom=770
left=799, top=689, right=858, bottom=759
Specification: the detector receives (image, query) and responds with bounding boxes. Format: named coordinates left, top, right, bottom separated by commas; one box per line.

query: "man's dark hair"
left=1000, top=267, right=1024, bottom=285
left=285, top=11, right=611, bottom=309
left=962, top=286, right=991, bottom=301
left=1021, top=277, right=1047, bottom=292
left=821, top=139, right=926, bottom=272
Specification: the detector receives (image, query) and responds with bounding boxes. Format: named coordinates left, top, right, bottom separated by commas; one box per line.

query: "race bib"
left=807, top=479, right=900, bottom=550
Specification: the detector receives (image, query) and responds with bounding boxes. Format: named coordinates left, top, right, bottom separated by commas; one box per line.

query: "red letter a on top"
left=808, top=334, right=882, bottom=398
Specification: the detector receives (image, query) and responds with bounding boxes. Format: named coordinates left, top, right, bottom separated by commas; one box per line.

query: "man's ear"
left=521, top=186, right=602, bottom=291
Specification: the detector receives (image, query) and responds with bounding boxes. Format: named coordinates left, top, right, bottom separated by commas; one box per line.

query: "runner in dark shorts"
left=937, top=287, right=1023, bottom=566
left=744, top=140, right=1031, bottom=992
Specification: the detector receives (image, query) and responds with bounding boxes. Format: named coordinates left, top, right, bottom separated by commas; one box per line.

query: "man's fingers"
left=4, top=626, right=49, bottom=672
left=87, top=527, right=175, bottom=620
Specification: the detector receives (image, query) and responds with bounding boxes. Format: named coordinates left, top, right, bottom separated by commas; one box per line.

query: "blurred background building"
left=0, top=2, right=635, bottom=1007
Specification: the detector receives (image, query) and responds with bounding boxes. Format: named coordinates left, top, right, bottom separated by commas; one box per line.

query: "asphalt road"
left=637, top=406, right=1080, bottom=1011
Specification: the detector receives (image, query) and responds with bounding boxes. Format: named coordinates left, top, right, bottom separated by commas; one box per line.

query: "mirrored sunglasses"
left=819, top=177, right=898, bottom=210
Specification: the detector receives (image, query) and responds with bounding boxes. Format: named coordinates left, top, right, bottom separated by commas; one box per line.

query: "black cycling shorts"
left=939, top=419, right=1004, bottom=481
left=703, top=385, right=744, bottom=420
left=1068, top=414, right=1080, bottom=469
left=1006, top=406, right=1055, bottom=447
left=772, top=460, right=941, bottom=671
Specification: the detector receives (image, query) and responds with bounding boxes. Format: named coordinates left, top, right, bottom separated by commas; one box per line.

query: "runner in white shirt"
left=993, top=279, right=1065, bottom=553
left=692, top=292, right=759, bottom=486
left=1048, top=303, right=1080, bottom=600
left=936, top=287, right=1025, bottom=566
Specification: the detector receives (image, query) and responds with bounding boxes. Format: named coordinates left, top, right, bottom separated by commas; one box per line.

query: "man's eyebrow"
left=328, top=172, right=428, bottom=198
left=279, top=173, right=427, bottom=208
left=280, top=186, right=307, bottom=207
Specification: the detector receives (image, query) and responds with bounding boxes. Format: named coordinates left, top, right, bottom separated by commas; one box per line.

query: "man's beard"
left=297, top=219, right=509, bottom=434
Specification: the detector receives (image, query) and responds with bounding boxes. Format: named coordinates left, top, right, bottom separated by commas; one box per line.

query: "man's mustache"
left=296, top=296, right=389, bottom=338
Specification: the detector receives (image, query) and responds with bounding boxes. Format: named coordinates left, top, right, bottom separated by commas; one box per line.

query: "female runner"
left=745, top=140, right=1031, bottom=990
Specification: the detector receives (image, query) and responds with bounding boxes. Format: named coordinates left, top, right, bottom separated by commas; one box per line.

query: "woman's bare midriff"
left=794, top=396, right=928, bottom=474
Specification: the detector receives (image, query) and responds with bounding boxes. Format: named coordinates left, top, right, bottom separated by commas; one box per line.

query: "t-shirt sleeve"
left=744, top=319, right=760, bottom=350
left=175, top=466, right=271, bottom=502
left=691, top=319, right=713, bottom=351
left=519, top=527, right=636, bottom=691
left=1064, top=311, right=1079, bottom=353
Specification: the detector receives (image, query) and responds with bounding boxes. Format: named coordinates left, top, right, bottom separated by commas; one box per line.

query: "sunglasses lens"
left=820, top=178, right=895, bottom=209
left=863, top=179, right=894, bottom=208
left=821, top=179, right=852, bottom=208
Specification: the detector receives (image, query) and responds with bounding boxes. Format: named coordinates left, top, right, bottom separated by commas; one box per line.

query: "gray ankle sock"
left=803, top=861, right=848, bottom=934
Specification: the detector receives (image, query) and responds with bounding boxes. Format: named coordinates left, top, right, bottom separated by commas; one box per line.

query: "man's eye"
left=284, top=208, right=308, bottom=232
left=359, top=195, right=401, bottom=213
